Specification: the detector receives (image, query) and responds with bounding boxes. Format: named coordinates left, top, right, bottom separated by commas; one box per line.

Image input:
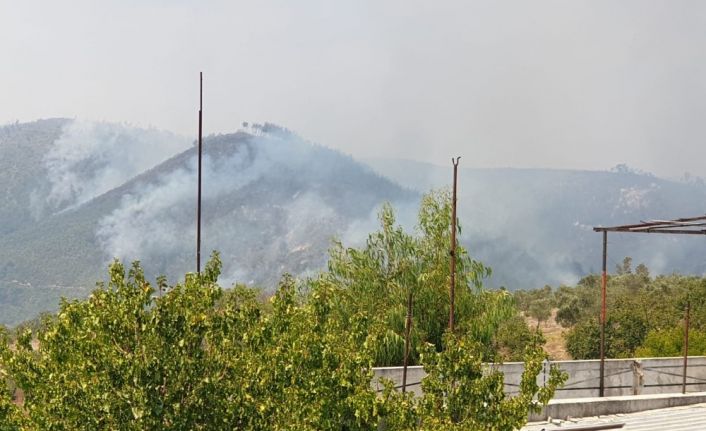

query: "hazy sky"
left=2, top=0, right=706, bottom=178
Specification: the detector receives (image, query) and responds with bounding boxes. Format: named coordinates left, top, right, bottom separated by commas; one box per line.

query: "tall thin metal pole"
left=599, top=231, right=607, bottom=397
left=449, top=157, right=460, bottom=332
left=196, top=72, right=203, bottom=274
left=683, top=300, right=691, bottom=394
left=402, top=290, right=413, bottom=393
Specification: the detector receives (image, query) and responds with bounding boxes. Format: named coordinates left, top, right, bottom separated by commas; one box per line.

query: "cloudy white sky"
left=2, top=0, right=706, bottom=178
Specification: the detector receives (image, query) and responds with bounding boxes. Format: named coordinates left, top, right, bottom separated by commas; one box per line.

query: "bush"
left=565, top=319, right=602, bottom=359
left=636, top=326, right=706, bottom=357
left=494, top=315, right=543, bottom=362
left=565, top=313, right=649, bottom=360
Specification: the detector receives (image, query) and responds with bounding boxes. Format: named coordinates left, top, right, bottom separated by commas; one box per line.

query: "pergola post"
left=600, top=230, right=607, bottom=397
left=683, top=300, right=690, bottom=394
left=593, top=214, right=706, bottom=398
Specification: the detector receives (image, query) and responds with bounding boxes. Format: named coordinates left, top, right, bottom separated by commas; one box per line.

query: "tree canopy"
left=0, top=190, right=564, bottom=430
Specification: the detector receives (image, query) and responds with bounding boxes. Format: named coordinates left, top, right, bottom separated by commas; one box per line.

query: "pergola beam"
left=594, top=228, right=706, bottom=235
left=594, top=215, right=706, bottom=235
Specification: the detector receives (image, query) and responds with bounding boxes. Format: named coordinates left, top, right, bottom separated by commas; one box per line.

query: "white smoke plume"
left=95, top=127, right=402, bottom=287
left=33, top=120, right=190, bottom=217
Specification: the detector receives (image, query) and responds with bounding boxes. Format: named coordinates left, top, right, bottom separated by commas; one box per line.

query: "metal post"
left=683, top=300, right=690, bottom=394
left=449, top=157, right=460, bottom=332
left=402, top=290, right=413, bottom=392
left=599, top=231, right=607, bottom=397
left=196, top=72, right=203, bottom=274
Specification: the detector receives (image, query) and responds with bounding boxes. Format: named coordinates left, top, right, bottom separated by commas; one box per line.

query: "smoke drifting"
left=14, top=120, right=706, bottom=293
left=363, top=159, right=706, bottom=289
left=32, top=121, right=190, bottom=217
left=94, top=126, right=412, bottom=286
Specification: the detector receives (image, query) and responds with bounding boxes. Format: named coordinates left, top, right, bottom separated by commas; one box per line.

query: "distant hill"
left=0, top=119, right=68, bottom=235
left=3, top=119, right=706, bottom=326
left=364, top=158, right=706, bottom=289
left=0, top=121, right=415, bottom=325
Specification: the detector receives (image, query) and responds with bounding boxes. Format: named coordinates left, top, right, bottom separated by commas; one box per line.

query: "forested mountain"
left=0, top=121, right=414, bottom=325
left=2, top=119, right=706, bottom=325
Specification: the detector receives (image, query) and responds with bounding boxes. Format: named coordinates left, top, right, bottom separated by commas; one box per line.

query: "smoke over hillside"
left=94, top=126, right=405, bottom=285
left=364, top=158, right=706, bottom=288
left=0, top=121, right=415, bottom=308
left=3, top=119, right=706, bottom=325
left=32, top=120, right=190, bottom=217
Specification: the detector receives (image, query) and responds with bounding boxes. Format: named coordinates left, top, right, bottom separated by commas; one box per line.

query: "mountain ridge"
left=2, top=119, right=706, bottom=325
left=0, top=122, right=416, bottom=325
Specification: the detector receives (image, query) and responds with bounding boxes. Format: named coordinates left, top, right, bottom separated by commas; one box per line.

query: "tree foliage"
left=494, top=315, right=545, bottom=362
left=322, top=190, right=514, bottom=365
left=518, top=258, right=706, bottom=360
left=635, top=327, right=706, bottom=357
left=0, top=191, right=565, bottom=429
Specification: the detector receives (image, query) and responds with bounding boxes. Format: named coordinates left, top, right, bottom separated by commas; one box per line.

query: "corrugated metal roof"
left=522, top=403, right=706, bottom=431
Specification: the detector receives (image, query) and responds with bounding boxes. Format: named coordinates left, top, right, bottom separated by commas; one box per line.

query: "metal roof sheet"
left=522, top=403, right=706, bottom=431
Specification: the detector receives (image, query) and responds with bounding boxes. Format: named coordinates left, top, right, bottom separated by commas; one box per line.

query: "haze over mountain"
left=1, top=119, right=706, bottom=325
left=364, top=158, right=706, bottom=288
left=0, top=119, right=415, bottom=325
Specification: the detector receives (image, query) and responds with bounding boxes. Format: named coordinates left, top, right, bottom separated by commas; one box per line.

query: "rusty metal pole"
left=599, top=231, right=607, bottom=397
left=683, top=300, right=691, bottom=394
left=449, top=157, right=460, bottom=332
left=196, top=72, right=203, bottom=275
left=402, top=290, right=413, bottom=392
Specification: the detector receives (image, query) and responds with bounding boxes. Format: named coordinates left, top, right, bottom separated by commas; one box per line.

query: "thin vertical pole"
left=402, top=290, right=413, bottom=393
left=599, top=231, right=607, bottom=397
left=683, top=300, right=691, bottom=394
left=449, top=157, right=460, bottom=332
left=196, top=72, right=203, bottom=274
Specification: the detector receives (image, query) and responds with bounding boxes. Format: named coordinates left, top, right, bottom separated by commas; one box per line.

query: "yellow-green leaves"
left=0, top=197, right=566, bottom=430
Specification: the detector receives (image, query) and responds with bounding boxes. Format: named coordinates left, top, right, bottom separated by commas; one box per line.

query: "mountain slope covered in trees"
left=2, top=119, right=706, bottom=325
left=0, top=121, right=415, bottom=325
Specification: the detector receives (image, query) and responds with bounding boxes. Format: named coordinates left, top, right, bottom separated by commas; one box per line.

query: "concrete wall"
left=372, top=356, right=706, bottom=399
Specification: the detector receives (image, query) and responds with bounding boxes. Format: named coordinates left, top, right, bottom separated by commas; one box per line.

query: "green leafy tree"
left=0, top=387, right=24, bottom=431
left=494, top=315, right=544, bottom=361
left=0, top=191, right=565, bottom=430
left=565, top=319, right=602, bottom=359
left=635, top=263, right=649, bottom=279
left=411, top=336, right=565, bottom=430
left=528, top=299, right=552, bottom=330
left=555, top=298, right=580, bottom=327
left=322, top=189, right=512, bottom=365
left=0, top=330, right=25, bottom=431
left=565, top=313, right=648, bottom=359
left=636, top=327, right=706, bottom=357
